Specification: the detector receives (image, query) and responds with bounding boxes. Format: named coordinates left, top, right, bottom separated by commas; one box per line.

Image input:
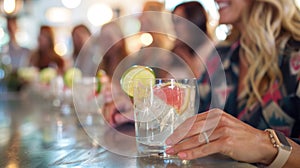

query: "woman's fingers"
left=175, top=138, right=230, bottom=160
left=164, top=109, right=242, bottom=159
left=166, top=125, right=228, bottom=155
left=166, top=134, right=200, bottom=155
left=166, top=109, right=224, bottom=146
left=165, top=108, right=275, bottom=163
left=166, top=114, right=206, bottom=145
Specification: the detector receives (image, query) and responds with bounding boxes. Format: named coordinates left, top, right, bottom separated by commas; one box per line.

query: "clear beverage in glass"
left=133, top=78, right=198, bottom=157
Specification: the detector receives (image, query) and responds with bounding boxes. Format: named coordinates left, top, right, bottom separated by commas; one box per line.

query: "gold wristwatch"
left=265, top=129, right=292, bottom=168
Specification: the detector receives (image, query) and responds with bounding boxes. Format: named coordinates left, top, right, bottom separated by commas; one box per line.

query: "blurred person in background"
left=135, top=1, right=175, bottom=77
left=101, top=1, right=213, bottom=126
left=0, top=16, right=31, bottom=91
left=139, top=1, right=174, bottom=51
left=170, top=1, right=213, bottom=78
left=70, top=24, right=91, bottom=69
left=3, top=16, right=30, bottom=71
left=29, top=25, right=65, bottom=74
left=97, top=22, right=129, bottom=124
left=97, top=21, right=128, bottom=79
left=101, top=1, right=176, bottom=126
left=166, top=0, right=300, bottom=167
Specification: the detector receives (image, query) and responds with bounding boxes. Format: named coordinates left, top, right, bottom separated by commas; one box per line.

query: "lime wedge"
left=120, top=65, right=155, bottom=97
left=64, top=67, right=82, bottom=88
left=39, top=67, right=57, bottom=84
left=96, top=77, right=102, bottom=94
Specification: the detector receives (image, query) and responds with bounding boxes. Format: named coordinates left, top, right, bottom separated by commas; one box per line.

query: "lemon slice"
left=120, top=65, right=155, bottom=97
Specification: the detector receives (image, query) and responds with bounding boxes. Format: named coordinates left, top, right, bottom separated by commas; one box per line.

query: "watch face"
left=275, top=130, right=291, bottom=149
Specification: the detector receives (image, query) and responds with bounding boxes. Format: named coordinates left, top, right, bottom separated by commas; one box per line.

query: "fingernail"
left=165, top=139, right=172, bottom=145
left=178, top=152, right=187, bottom=159
left=165, top=147, right=174, bottom=154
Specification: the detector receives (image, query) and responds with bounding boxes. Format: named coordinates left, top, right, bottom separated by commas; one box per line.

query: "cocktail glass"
left=133, top=78, right=198, bottom=158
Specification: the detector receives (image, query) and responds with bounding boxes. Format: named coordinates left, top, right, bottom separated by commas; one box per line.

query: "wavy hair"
left=239, top=0, right=300, bottom=106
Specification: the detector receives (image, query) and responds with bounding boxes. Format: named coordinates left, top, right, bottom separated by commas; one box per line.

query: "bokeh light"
left=15, top=31, right=29, bottom=47
left=140, top=33, right=153, bottom=47
left=3, top=0, right=16, bottom=14
left=295, top=0, right=300, bottom=9
left=2, top=0, right=23, bottom=15
left=45, top=7, right=71, bottom=23
left=215, top=24, right=230, bottom=41
left=61, top=0, right=81, bottom=9
left=87, top=3, right=113, bottom=27
left=54, top=42, right=68, bottom=56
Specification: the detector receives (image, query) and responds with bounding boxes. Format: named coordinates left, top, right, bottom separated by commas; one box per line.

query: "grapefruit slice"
left=153, top=82, right=190, bottom=115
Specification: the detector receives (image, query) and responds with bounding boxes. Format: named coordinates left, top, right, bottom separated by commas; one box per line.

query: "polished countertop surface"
left=0, top=86, right=257, bottom=168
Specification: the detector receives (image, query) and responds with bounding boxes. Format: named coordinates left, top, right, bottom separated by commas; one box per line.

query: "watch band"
left=265, top=129, right=292, bottom=168
left=268, top=145, right=291, bottom=168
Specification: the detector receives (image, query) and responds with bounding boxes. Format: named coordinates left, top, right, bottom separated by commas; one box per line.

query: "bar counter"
left=0, top=85, right=256, bottom=168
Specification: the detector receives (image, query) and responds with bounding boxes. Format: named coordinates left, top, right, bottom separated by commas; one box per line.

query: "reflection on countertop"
left=0, top=85, right=257, bottom=168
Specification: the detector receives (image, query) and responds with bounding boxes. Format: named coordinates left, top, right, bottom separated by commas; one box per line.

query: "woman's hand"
left=102, top=82, right=134, bottom=127
left=165, top=109, right=278, bottom=165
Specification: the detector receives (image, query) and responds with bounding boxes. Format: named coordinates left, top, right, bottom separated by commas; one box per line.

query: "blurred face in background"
left=214, top=0, right=253, bottom=26
left=72, top=28, right=83, bottom=51
left=38, top=26, right=54, bottom=51
left=139, top=1, right=165, bottom=32
left=7, top=17, right=18, bottom=38
left=172, top=1, right=208, bottom=47
left=38, top=30, right=49, bottom=50
left=173, top=7, right=190, bottom=42
left=98, top=23, right=123, bottom=52
left=72, top=25, right=91, bottom=52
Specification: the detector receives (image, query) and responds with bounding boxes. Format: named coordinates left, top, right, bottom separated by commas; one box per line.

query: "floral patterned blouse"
left=198, top=39, right=300, bottom=140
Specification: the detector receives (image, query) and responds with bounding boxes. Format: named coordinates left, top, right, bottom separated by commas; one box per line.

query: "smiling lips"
left=215, top=1, right=230, bottom=10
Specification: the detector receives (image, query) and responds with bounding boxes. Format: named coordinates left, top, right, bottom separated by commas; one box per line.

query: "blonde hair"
left=239, top=0, right=300, bottom=106
left=143, top=1, right=165, bottom=12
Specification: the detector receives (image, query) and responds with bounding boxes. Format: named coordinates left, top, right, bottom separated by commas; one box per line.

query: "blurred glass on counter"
left=73, top=77, right=105, bottom=127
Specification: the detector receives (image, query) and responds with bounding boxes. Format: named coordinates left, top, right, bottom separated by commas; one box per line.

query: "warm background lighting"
left=295, top=0, right=300, bottom=10
left=0, top=0, right=222, bottom=59
left=87, top=3, right=113, bottom=26
left=4, top=0, right=16, bottom=14
left=45, top=7, right=71, bottom=23
left=140, top=33, right=153, bottom=47
left=215, top=24, right=231, bottom=41
left=1, top=0, right=23, bottom=15
left=61, top=0, right=81, bottom=9
left=54, top=42, right=68, bottom=56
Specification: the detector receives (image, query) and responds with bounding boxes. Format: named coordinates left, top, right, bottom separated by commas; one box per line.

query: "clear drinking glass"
left=73, top=77, right=104, bottom=127
left=133, top=78, right=198, bottom=157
